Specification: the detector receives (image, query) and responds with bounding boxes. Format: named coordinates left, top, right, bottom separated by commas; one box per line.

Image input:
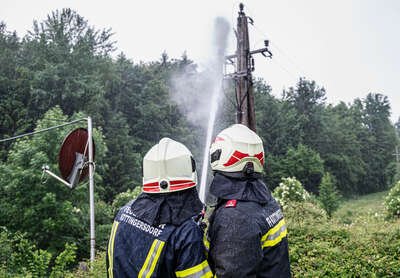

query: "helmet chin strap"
left=243, top=162, right=254, bottom=175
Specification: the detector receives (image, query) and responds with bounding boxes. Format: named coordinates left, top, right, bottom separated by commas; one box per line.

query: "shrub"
left=111, top=186, right=142, bottom=214
left=66, top=251, right=107, bottom=278
left=50, top=243, right=78, bottom=278
left=273, top=177, right=310, bottom=208
left=385, top=180, right=400, bottom=218
left=284, top=200, right=327, bottom=227
left=0, top=227, right=78, bottom=277
left=318, top=172, right=341, bottom=218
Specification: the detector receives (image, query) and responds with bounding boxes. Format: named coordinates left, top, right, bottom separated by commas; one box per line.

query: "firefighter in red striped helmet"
left=107, top=138, right=212, bottom=278
left=206, top=124, right=291, bottom=277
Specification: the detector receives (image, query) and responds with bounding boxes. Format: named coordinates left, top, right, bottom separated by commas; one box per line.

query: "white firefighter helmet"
left=210, top=124, right=264, bottom=174
left=143, top=137, right=197, bottom=193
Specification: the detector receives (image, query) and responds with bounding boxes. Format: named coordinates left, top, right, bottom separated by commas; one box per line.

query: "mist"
left=170, top=17, right=231, bottom=203
left=170, top=17, right=230, bottom=129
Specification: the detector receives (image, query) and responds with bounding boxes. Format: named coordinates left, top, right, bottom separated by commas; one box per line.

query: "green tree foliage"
left=0, top=227, right=78, bottom=277
left=0, top=23, right=28, bottom=160
left=317, top=103, right=365, bottom=194
left=318, top=172, right=340, bottom=217
left=283, top=78, right=326, bottom=147
left=255, top=79, right=298, bottom=155
left=357, top=94, right=398, bottom=193
left=111, top=186, right=142, bottom=214
left=269, top=144, right=324, bottom=193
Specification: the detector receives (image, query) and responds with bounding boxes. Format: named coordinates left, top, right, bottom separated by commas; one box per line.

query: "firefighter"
left=107, top=138, right=212, bottom=278
left=207, top=124, right=291, bottom=277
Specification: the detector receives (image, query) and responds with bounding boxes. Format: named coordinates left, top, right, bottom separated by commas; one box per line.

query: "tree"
left=317, top=102, right=366, bottom=195
left=358, top=94, right=398, bottom=193
left=267, top=144, right=324, bottom=193
left=254, top=79, right=298, bottom=156
left=0, top=23, right=29, bottom=160
left=283, top=78, right=326, bottom=148
left=318, top=172, right=340, bottom=218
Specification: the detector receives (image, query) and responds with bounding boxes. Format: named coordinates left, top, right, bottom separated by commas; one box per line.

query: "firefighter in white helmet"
left=206, top=124, right=291, bottom=277
left=107, top=138, right=212, bottom=278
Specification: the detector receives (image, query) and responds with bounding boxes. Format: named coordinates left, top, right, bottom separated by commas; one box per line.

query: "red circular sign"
left=58, top=128, right=95, bottom=182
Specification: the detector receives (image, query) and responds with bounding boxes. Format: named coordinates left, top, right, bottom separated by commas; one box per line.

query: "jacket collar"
left=130, top=187, right=203, bottom=226
left=209, top=172, right=272, bottom=204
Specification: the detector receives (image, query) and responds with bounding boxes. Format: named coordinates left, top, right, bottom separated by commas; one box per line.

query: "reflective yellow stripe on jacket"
left=108, top=221, right=120, bottom=278
left=138, top=239, right=165, bottom=278
left=175, top=260, right=213, bottom=278
left=261, top=218, right=287, bottom=248
left=203, top=234, right=210, bottom=258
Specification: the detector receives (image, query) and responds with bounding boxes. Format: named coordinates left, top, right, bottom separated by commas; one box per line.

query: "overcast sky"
left=1, top=0, right=399, bottom=122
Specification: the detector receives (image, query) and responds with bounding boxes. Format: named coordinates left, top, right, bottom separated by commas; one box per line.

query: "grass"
left=335, top=191, right=387, bottom=220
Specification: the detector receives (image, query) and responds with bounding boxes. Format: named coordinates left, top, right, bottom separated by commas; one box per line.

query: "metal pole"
left=42, top=166, right=72, bottom=188
left=87, top=117, right=96, bottom=263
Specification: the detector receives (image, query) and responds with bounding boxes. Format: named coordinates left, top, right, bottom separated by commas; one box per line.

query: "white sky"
left=1, top=0, right=399, bottom=122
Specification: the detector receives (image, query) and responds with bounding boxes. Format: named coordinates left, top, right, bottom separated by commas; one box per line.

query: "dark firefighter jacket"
left=207, top=173, right=291, bottom=278
left=106, top=188, right=212, bottom=278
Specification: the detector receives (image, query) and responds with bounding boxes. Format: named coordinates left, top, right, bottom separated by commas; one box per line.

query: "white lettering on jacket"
left=265, top=209, right=283, bottom=227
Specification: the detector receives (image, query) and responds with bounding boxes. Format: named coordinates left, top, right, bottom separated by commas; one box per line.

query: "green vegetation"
left=318, top=173, right=340, bottom=218
left=288, top=191, right=400, bottom=277
left=0, top=8, right=399, bottom=276
left=273, top=177, right=310, bottom=207
left=385, top=181, right=400, bottom=218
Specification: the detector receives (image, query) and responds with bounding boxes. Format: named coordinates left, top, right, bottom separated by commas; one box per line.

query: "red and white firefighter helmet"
left=143, top=138, right=197, bottom=193
left=210, top=124, right=264, bottom=174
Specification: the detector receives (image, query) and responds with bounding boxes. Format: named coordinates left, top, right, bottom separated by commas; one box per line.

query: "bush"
left=66, top=252, right=107, bottom=278
left=0, top=227, right=78, bottom=277
left=288, top=195, right=400, bottom=277
left=111, top=186, right=142, bottom=214
left=318, top=173, right=340, bottom=218
left=273, top=177, right=310, bottom=208
left=385, top=180, right=400, bottom=218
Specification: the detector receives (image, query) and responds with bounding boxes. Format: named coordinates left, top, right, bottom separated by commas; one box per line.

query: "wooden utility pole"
left=225, top=3, right=272, bottom=132
left=394, top=146, right=400, bottom=163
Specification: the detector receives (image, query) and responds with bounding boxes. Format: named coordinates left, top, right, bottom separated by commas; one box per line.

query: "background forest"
left=0, top=9, right=399, bottom=277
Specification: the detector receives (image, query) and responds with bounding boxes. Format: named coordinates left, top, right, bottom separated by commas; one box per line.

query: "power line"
left=243, top=5, right=308, bottom=79
left=0, top=118, right=87, bottom=143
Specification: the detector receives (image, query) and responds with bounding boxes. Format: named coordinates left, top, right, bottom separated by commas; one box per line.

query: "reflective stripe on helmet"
left=223, top=150, right=249, bottom=167
left=254, top=152, right=264, bottom=165
left=223, top=150, right=265, bottom=167
left=143, top=180, right=196, bottom=193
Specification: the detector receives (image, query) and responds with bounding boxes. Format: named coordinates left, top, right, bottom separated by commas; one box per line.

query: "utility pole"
left=225, top=3, right=272, bottom=132
left=393, top=146, right=400, bottom=163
